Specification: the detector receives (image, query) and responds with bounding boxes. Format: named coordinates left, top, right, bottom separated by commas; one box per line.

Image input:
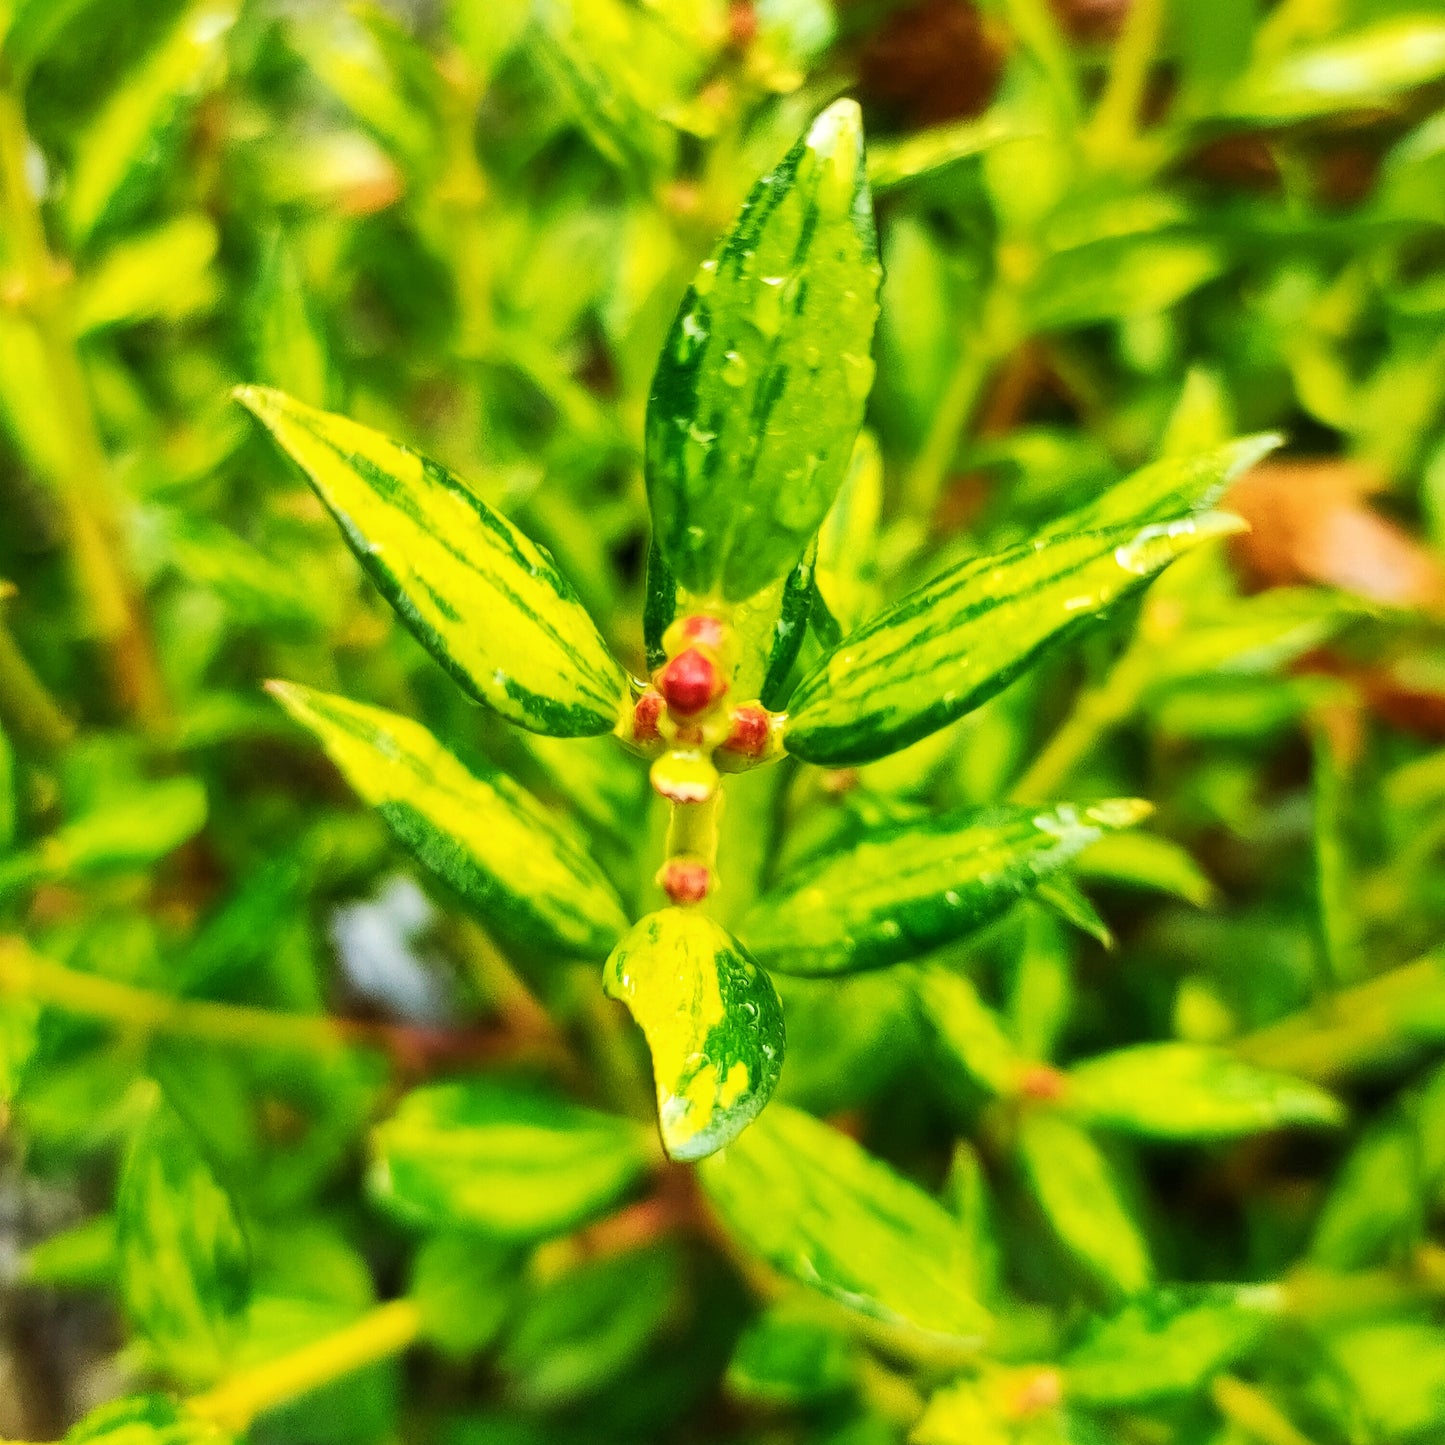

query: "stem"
left=1231, top=953, right=1445, bottom=1081
left=1010, top=646, right=1151, bottom=803
left=1087, top=0, right=1164, bottom=161
left=0, top=611, right=74, bottom=751
left=189, top=1300, right=422, bottom=1432
left=0, top=86, right=166, bottom=725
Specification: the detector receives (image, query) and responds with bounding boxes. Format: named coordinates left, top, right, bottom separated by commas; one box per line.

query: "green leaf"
left=645, top=99, right=882, bottom=603
left=1064, top=1044, right=1346, bottom=1140
left=760, top=541, right=819, bottom=709
left=1028, top=236, right=1224, bottom=331
left=369, top=1079, right=651, bottom=1239
left=0, top=778, right=207, bottom=898
left=72, top=213, right=219, bottom=334
left=815, top=429, right=883, bottom=637
left=741, top=800, right=1150, bottom=976
left=866, top=114, right=1018, bottom=194
left=726, top=1303, right=858, bottom=1407
left=116, top=1089, right=250, bottom=1384
left=604, top=908, right=785, bottom=1161
left=65, top=0, right=238, bottom=244
left=912, top=964, right=1026, bottom=1097
left=1075, top=831, right=1216, bottom=907
left=1063, top=1286, right=1279, bottom=1405
left=784, top=512, right=1245, bottom=767
left=234, top=388, right=629, bottom=737
left=410, top=1232, right=519, bottom=1358
left=267, top=684, right=629, bottom=959
left=0, top=993, right=39, bottom=1107
left=249, top=232, right=331, bottom=408
left=699, top=1102, right=992, bottom=1346
left=1015, top=1111, right=1152, bottom=1298
left=1223, top=19, right=1445, bottom=122
left=64, top=1395, right=234, bottom=1445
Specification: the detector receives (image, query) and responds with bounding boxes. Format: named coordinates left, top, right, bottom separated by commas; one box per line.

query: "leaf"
left=1064, top=1044, right=1346, bottom=1140
left=866, top=114, right=1018, bottom=194
left=815, top=428, right=883, bottom=637
left=698, top=1102, right=992, bottom=1346
left=604, top=908, right=785, bottom=1161
left=741, top=800, right=1150, bottom=976
left=72, top=213, right=219, bottom=334
left=645, top=99, right=882, bottom=603
left=784, top=512, right=1245, bottom=767
left=726, top=1303, right=858, bottom=1407
left=1015, top=1110, right=1152, bottom=1298
left=0, top=993, right=39, bottom=1107
left=1223, top=19, right=1445, bottom=122
left=370, top=1079, right=651, bottom=1239
left=410, top=1233, right=519, bottom=1358
left=64, top=1395, right=234, bottom=1445
left=911, top=964, right=1025, bottom=1097
left=267, top=684, right=629, bottom=959
left=1028, top=236, right=1225, bottom=331
left=249, top=232, right=331, bottom=408
left=1075, top=831, right=1216, bottom=907
left=760, top=541, right=819, bottom=709
left=1063, top=1286, right=1280, bottom=1405
left=642, top=529, right=679, bottom=671
left=65, top=0, right=238, bottom=244
left=234, top=388, right=629, bottom=736
left=116, top=1089, right=250, bottom=1384
left=0, top=778, right=207, bottom=897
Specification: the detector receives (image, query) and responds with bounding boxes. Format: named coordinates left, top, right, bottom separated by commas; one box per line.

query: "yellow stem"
left=0, top=938, right=364, bottom=1057
left=0, top=610, right=74, bottom=751
left=189, top=1300, right=422, bottom=1433
left=1211, top=1376, right=1317, bottom=1445
left=1088, top=0, right=1164, bottom=160
left=0, top=85, right=166, bottom=725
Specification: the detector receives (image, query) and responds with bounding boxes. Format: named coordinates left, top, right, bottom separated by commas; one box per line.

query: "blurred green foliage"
left=3, top=2, right=1445, bottom=1444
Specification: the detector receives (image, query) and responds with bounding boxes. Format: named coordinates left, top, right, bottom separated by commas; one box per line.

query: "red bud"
left=632, top=689, right=663, bottom=743
left=659, top=647, right=725, bottom=717
left=725, top=705, right=770, bottom=757
left=660, top=859, right=711, bottom=904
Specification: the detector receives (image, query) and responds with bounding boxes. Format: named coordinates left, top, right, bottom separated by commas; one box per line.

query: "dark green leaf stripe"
left=760, top=540, right=818, bottom=709
left=235, top=386, right=629, bottom=737
left=370, top=1080, right=651, bottom=1239
left=784, top=512, right=1243, bottom=767
left=699, top=1103, right=992, bottom=1345
left=742, top=800, right=1149, bottom=976
left=604, top=909, right=784, bottom=1161
left=645, top=99, right=882, bottom=603
left=269, top=683, right=629, bottom=959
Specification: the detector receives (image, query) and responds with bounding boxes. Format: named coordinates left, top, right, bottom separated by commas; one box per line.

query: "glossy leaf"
left=784, top=513, right=1244, bottom=767
left=66, top=0, right=238, bottom=244
left=370, top=1079, right=651, bottom=1239
left=116, top=1091, right=250, bottom=1383
left=268, top=683, right=629, bottom=959
left=604, top=908, right=784, bottom=1161
left=1076, top=831, right=1215, bottom=907
left=699, top=1102, right=992, bottom=1345
left=645, top=99, right=882, bottom=602
left=1065, top=1043, right=1346, bottom=1140
left=235, top=388, right=630, bottom=737
left=1063, top=1286, right=1280, bottom=1405
left=726, top=1303, right=857, bottom=1406
left=1016, top=1111, right=1152, bottom=1298
left=741, top=800, right=1150, bottom=976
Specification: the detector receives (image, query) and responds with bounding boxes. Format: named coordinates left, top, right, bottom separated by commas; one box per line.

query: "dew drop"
left=721, top=350, right=748, bottom=386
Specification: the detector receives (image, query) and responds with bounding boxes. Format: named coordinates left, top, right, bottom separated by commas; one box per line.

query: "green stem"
left=0, top=610, right=74, bottom=751
left=1087, top=0, right=1164, bottom=161
left=188, top=1300, right=422, bottom=1432
left=0, top=86, right=166, bottom=725
left=1010, top=645, right=1151, bottom=803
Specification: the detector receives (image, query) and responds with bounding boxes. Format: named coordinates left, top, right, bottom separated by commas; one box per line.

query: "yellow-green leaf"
left=72, top=213, right=219, bottom=334
left=741, top=800, right=1149, bottom=976
left=66, top=0, right=238, bottom=244
left=1015, top=1111, right=1152, bottom=1299
left=117, top=1089, right=250, bottom=1385
left=785, top=512, right=1245, bottom=767
left=699, top=1102, right=992, bottom=1347
left=645, top=99, right=882, bottom=603
left=235, top=388, right=629, bottom=736
left=604, top=909, right=784, bottom=1162
left=1065, top=1043, right=1346, bottom=1140
left=268, top=683, right=629, bottom=959
left=370, top=1079, right=651, bottom=1239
